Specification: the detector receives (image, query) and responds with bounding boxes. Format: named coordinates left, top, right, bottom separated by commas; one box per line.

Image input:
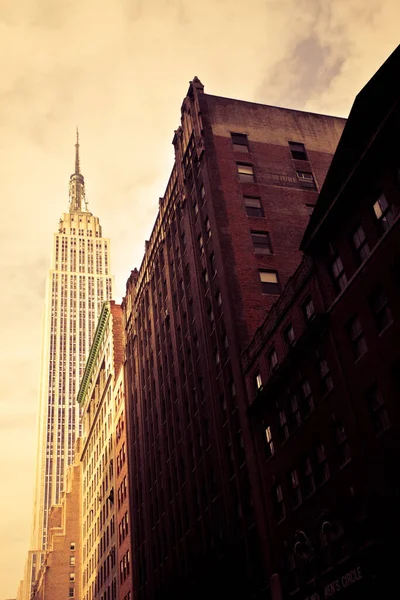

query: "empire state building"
left=31, top=132, right=114, bottom=551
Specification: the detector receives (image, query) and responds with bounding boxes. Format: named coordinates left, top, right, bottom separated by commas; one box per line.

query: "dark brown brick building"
left=122, top=81, right=345, bottom=598
left=243, top=45, right=400, bottom=600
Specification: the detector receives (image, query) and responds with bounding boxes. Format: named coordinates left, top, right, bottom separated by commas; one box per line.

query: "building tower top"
left=69, top=128, right=89, bottom=213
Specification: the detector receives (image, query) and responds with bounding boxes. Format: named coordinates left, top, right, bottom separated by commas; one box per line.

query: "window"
left=70, top=542, right=75, bottom=551
left=289, top=469, right=302, bottom=507
left=265, top=425, right=275, bottom=458
left=278, top=410, right=289, bottom=442
left=254, top=371, right=263, bottom=391
left=315, top=443, right=330, bottom=485
left=231, top=132, right=249, bottom=152
left=69, top=556, right=75, bottom=566
left=69, top=573, right=75, bottom=582
left=373, top=193, right=394, bottom=233
left=303, top=457, right=315, bottom=497
left=331, top=254, right=347, bottom=292
left=289, top=394, right=301, bottom=428
left=302, top=296, right=315, bottom=321
left=259, top=270, right=280, bottom=294
left=347, top=316, right=367, bottom=360
left=317, top=353, right=333, bottom=395
left=300, top=379, right=314, bottom=416
left=297, top=170, right=316, bottom=189
left=244, top=196, right=263, bottom=217
left=289, top=141, right=308, bottom=160
left=283, top=323, right=296, bottom=348
left=333, top=421, right=351, bottom=467
left=237, top=163, right=255, bottom=183
left=205, top=217, right=211, bottom=238
left=352, top=225, right=370, bottom=264
left=69, top=588, right=75, bottom=598
left=251, top=230, right=272, bottom=254
left=198, top=234, right=204, bottom=255
left=273, top=484, right=285, bottom=521
left=366, top=384, right=390, bottom=435
left=268, top=347, right=279, bottom=371
left=369, top=288, right=393, bottom=333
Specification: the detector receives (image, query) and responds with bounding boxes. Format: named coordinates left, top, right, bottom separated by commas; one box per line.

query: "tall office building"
left=31, top=132, right=114, bottom=553
left=122, top=79, right=346, bottom=598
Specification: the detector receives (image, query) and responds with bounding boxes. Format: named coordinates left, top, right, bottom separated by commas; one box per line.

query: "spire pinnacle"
left=75, top=127, right=80, bottom=175
left=69, top=128, right=87, bottom=213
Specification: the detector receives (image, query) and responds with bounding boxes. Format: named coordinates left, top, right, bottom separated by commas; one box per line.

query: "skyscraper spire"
left=75, top=127, right=80, bottom=175
left=69, top=128, right=87, bottom=213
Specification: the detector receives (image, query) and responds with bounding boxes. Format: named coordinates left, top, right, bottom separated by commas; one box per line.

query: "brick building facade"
left=243, top=45, right=400, bottom=600
left=122, top=81, right=345, bottom=598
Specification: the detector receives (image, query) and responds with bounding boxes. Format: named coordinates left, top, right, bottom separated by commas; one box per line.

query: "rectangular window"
left=300, top=379, right=314, bottom=416
left=273, top=483, right=285, bottom=521
left=278, top=410, right=289, bottom=442
left=347, top=316, right=367, bottom=360
left=303, top=457, right=315, bottom=497
left=69, top=573, right=75, bottom=582
left=289, top=141, right=308, bottom=160
left=259, top=270, right=280, bottom=294
left=70, top=542, right=75, bottom=551
left=231, top=132, right=249, bottom=152
left=268, top=347, right=279, bottom=371
left=69, top=556, right=76, bottom=566
left=290, top=394, right=301, bottom=428
left=334, top=421, right=351, bottom=467
left=366, top=384, right=390, bottom=435
left=289, top=469, right=302, bottom=507
left=315, top=443, right=330, bottom=485
left=317, top=353, right=333, bottom=395
left=331, top=254, right=347, bottom=292
left=237, top=163, right=255, bottom=183
left=283, top=323, right=296, bottom=348
left=254, top=371, right=263, bottom=391
left=265, top=425, right=275, bottom=458
left=251, top=230, right=272, bottom=254
left=244, top=196, right=263, bottom=217
left=302, top=296, right=315, bottom=321
left=373, top=193, right=394, bottom=233
left=369, top=288, right=393, bottom=333
left=297, top=170, right=316, bottom=189
left=205, top=217, right=211, bottom=238
left=352, top=225, right=370, bottom=264
left=69, top=588, right=74, bottom=598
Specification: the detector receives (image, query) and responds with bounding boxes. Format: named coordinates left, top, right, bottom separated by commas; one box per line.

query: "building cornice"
left=77, top=302, right=110, bottom=405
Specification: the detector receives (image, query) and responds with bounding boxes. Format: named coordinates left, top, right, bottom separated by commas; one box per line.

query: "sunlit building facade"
left=31, top=133, right=114, bottom=554
left=79, top=301, right=124, bottom=600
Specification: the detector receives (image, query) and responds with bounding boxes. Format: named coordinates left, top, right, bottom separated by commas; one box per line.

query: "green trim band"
left=77, top=302, right=110, bottom=405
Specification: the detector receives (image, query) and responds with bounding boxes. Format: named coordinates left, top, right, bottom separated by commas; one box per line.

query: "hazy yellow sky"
left=0, top=0, right=399, bottom=595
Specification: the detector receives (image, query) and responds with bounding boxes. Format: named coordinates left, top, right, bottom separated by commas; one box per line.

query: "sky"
left=0, top=0, right=399, bottom=595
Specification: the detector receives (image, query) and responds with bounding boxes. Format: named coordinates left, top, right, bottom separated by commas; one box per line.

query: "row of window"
left=330, top=193, right=395, bottom=294
left=271, top=424, right=349, bottom=523
left=237, top=162, right=316, bottom=189
left=231, top=133, right=309, bottom=162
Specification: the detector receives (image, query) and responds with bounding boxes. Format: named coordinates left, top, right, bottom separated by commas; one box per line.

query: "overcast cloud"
left=0, top=0, right=399, bottom=595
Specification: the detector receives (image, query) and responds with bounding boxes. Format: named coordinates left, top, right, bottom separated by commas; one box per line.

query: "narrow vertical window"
left=352, top=225, right=370, bottom=264
left=289, top=469, right=302, bottom=507
left=302, top=296, right=315, bottom=321
left=244, top=196, right=263, bottom=217
left=331, top=254, right=347, bottom=292
left=259, top=270, right=280, bottom=294
left=237, top=163, right=255, bottom=183
left=289, top=141, right=308, bottom=160
left=283, top=323, right=296, bottom=348
left=347, top=316, right=367, bottom=359
left=273, top=483, right=285, bottom=521
left=369, top=288, right=393, bottom=333
left=268, top=347, right=279, bottom=371
left=333, top=421, right=351, bottom=467
left=251, top=231, right=272, bottom=254
left=265, top=425, right=275, bottom=458
left=366, top=384, right=390, bottom=435
left=231, top=133, right=249, bottom=152
left=373, top=193, right=394, bottom=233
